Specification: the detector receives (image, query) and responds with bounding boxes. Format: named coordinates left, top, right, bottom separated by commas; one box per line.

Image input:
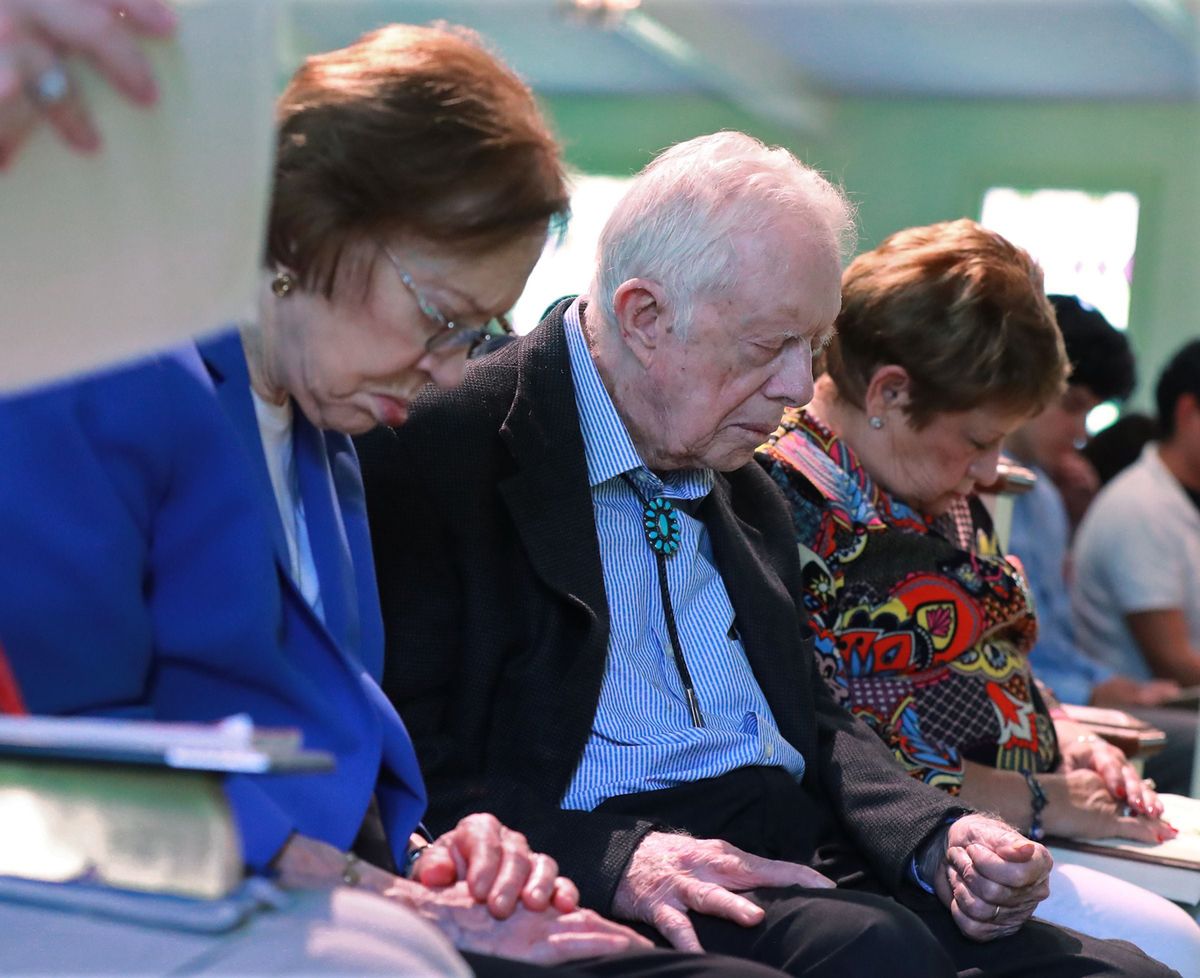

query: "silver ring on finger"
left=990, top=904, right=1001, bottom=922
left=28, top=63, right=70, bottom=108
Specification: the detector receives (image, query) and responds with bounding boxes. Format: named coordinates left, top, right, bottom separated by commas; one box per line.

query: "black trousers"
left=571, top=766, right=1178, bottom=978
left=465, top=948, right=793, bottom=977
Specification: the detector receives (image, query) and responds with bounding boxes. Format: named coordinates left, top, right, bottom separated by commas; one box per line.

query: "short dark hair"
left=1082, top=412, right=1157, bottom=485
left=825, top=219, right=1067, bottom=427
left=1156, top=339, right=1200, bottom=439
left=1047, top=295, right=1135, bottom=403
left=268, top=23, right=569, bottom=297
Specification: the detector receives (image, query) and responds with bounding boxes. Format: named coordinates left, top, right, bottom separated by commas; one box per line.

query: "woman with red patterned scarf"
left=757, top=219, right=1199, bottom=975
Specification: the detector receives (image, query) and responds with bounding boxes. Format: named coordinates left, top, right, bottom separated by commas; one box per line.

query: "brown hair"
left=824, top=219, right=1067, bottom=427
left=267, top=23, right=568, bottom=296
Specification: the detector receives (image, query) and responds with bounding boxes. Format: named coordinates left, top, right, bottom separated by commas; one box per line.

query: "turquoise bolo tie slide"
left=642, top=497, right=681, bottom=556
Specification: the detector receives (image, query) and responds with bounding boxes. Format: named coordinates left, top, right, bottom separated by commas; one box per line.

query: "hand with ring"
left=0, top=0, right=176, bottom=168
left=1055, top=721, right=1171, bottom=834
left=931, top=814, right=1052, bottom=943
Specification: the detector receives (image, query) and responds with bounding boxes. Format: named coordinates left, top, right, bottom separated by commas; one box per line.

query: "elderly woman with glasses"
left=0, top=23, right=746, bottom=978
left=756, top=219, right=1200, bottom=976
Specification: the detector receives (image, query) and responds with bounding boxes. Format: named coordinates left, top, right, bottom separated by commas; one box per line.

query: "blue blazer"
left=0, top=331, right=425, bottom=870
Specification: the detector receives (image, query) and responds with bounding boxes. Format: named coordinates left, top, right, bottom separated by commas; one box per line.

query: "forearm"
left=962, top=765, right=1074, bottom=839
left=957, top=761, right=1039, bottom=833
left=271, top=833, right=400, bottom=893
left=1126, top=608, right=1200, bottom=684
left=955, top=763, right=1104, bottom=840
left=1149, top=649, right=1200, bottom=685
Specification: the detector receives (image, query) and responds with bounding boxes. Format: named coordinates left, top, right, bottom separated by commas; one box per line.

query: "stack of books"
left=0, top=715, right=331, bottom=900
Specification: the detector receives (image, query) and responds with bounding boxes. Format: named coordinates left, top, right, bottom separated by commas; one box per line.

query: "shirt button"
left=765, top=742, right=775, bottom=759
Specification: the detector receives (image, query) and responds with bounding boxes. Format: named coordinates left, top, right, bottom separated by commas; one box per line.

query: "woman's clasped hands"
left=273, top=814, right=652, bottom=965
left=398, top=814, right=653, bottom=963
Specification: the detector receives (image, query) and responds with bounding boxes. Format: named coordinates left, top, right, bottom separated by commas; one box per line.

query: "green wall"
left=544, top=94, right=1200, bottom=409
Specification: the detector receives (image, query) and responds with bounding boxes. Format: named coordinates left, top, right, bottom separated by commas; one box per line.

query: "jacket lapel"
left=701, top=473, right=813, bottom=751
left=327, top=434, right=385, bottom=679
left=199, top=330, right=368, bottom=668
left=293, top=415, right=360, bottom=659
left=497, top=309, right=611, bottom=686
left=197, top=331, right=291, bottom=573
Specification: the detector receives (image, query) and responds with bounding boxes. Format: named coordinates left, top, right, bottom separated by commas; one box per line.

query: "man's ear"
left=863, top=364, right=913, bottom=420
left=612, top=278, right=667, bottom=369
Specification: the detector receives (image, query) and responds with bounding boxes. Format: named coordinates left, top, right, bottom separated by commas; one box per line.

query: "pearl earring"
left=271, top=272, right=295, bottom=298
left=869, top=416, right=884, bottom=430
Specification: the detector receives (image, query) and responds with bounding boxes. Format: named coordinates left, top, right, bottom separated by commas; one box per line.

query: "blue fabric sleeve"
left=0, top=350, right=296, bottom=874
left=1026, top=631, right=1114, bottom=706
left=223, top=777, right=297, bottom=872
left=1009, top=480, right=1114, bottom=705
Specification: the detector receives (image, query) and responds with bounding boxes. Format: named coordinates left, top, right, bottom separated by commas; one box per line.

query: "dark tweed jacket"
left=356, top=300, right=965, bottom=913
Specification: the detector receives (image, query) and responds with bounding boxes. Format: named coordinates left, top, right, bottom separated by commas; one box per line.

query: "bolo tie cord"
left=620, top=473, right=704, bottom=728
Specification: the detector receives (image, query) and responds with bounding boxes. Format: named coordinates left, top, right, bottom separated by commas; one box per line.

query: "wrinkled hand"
left=1057, top=735, right=1162, bottom=819
left=412, top=813, right=579, bottom=919
left=933, top=814, right=1051, bottom=942
left=405, top=880, right=652, bottom=965
left=0, top=0, right=174, bottom=166
left=1044, top=769, right=1173, bottom=843
left=1090, top=676, right=1181, bottom=708
left=612, top=832, right=835, bottom=951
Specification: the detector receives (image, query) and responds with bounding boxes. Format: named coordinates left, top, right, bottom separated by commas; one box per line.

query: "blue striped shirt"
left=560, top=298, right=806, bottom=812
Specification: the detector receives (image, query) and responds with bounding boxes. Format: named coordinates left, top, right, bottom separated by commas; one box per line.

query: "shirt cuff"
left=910, top=816, right=960, bottom=893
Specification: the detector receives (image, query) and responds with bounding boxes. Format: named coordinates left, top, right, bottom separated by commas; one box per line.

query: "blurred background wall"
left=281, top=0, right=1200, bottom=415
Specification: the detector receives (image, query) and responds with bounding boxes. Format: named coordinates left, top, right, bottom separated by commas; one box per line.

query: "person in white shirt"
left=1073, top=339, right=1200, bottom=687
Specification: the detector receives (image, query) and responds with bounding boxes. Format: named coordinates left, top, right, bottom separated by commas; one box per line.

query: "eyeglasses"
left=382, top=248, right=514, bottom=357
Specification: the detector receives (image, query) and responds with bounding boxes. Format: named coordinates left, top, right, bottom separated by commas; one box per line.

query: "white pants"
left=0, top=885, right=472, bottom=977
left=1036, top=864, right=1200, bottom=978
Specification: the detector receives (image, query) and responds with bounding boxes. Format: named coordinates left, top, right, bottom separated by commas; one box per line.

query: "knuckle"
left=651, top=904, right=676, bottom=928
left=688, top=881, right=721, bottom=910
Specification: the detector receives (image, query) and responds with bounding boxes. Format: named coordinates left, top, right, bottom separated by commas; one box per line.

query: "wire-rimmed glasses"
left=382, top=247, right=514, bottom=357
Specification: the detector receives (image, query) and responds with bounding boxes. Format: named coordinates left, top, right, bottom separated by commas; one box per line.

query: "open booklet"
left=1049, top=793, right=1200, bottom=906
left=0, top=716, right=333, bottom=899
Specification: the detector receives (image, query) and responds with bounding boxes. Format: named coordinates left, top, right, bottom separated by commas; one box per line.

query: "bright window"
left=979, top=187, right=1139, bottom=331
left=980, top=187, right=1140, bottom=434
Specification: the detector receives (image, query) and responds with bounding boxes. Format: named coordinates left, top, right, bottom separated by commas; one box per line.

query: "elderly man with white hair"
left=357, top=132, right=1174, bottom=978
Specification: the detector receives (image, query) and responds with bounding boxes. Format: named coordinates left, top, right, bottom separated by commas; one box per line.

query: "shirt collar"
left=564, top=297, right=714, bottom=501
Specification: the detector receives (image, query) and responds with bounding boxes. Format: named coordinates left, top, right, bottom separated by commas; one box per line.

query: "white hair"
left=586, top=131, right=856, bottom=335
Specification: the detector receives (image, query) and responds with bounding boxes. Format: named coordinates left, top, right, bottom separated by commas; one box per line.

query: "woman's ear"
left=864, top=364, right=913, bottom=421
left=612, top=278, right=668, bottom=369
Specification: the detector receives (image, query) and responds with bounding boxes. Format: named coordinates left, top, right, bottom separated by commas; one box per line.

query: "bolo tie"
left=621, top=472, right=705, bottom=728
